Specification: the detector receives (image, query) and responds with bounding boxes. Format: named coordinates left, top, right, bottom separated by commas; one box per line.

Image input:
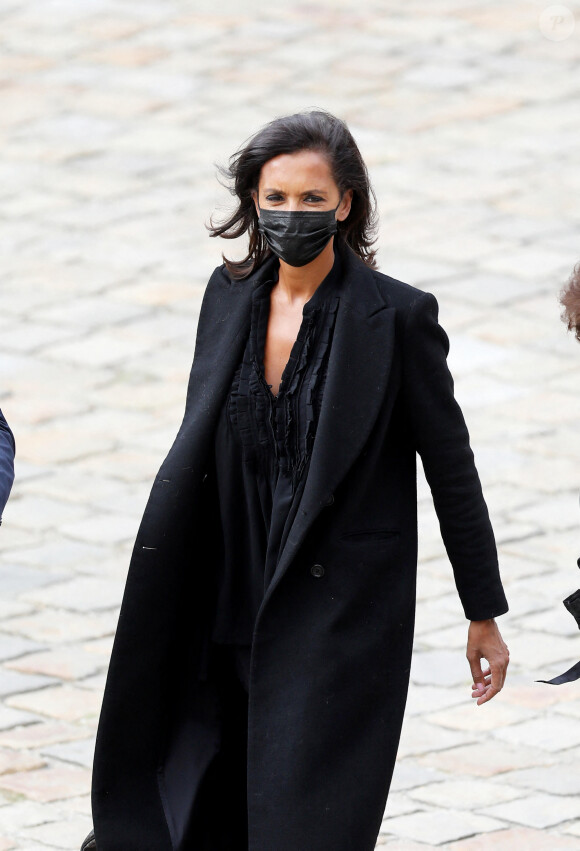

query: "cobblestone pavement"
left=1, top=1, right=580, bottom=848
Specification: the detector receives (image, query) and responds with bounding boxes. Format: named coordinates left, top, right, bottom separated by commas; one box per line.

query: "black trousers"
left=185, top=644, right=250, bottom=850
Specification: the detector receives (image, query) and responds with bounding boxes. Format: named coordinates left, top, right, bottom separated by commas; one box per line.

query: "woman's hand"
left=466, top=618, right=509, bottom=705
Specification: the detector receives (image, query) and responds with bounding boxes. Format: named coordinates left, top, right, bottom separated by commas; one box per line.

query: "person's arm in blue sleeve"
left=0, top=408, right=15, bottom=526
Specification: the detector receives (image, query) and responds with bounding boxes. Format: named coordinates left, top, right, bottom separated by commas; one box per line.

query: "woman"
left=539, top=263, right=580, bottom=686
left=87, top=111, right=509, bottom=851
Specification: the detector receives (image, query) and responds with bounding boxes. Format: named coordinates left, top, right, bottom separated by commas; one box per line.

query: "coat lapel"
left=264, top=248, right=397, bottom=600
left=160, top=257, right=279, bottom=479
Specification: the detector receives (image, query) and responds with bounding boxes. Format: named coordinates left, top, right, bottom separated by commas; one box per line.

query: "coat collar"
left=186, top=240, right=386, bottom=421
left=186, top=253, right=275, bottom=432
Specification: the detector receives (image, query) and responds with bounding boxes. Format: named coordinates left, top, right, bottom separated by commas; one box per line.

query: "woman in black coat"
left=88, top=110, right=509, bottom=851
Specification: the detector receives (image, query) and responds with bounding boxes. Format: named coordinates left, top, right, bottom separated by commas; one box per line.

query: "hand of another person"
left=466, top=618, right=509, bottom=705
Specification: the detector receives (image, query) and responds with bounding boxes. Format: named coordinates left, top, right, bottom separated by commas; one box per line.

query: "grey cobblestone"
left=381, top=810, right=504, bottom=845
left=480, top=792, right=580, bottom=830
left=1, top=1, right=580, bottom=848
left=0, top=671, right=57, bottom=698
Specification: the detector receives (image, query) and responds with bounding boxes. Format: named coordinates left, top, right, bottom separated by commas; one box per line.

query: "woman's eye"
left=306, top=195, right=324, bottom=203
left=265, top=194, right=283, bottom=202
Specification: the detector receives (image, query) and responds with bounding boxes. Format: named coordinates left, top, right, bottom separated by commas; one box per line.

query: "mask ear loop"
left=333, top=196, right=342, bottom=229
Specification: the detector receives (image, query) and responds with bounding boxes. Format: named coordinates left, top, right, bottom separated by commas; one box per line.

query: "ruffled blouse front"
left=212, top=254, right=341, bottom=645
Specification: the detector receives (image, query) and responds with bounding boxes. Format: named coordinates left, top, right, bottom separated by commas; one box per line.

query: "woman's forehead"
left=259, top=150, right=335, bottom=187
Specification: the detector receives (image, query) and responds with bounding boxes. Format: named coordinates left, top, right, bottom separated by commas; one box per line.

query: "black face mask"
left=257, top=203, right=339, bottom=267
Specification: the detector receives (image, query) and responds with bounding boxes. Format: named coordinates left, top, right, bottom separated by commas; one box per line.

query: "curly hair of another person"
left=560, top=262, right=580, bottom=342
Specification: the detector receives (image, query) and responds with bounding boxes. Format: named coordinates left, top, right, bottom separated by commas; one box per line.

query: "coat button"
left=325, top=494, right=335, bottom=506
left=311, top=564, right=325, bottom=578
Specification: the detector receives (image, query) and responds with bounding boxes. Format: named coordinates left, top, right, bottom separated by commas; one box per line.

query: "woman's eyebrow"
left=262, top=187, right=328, bottom=195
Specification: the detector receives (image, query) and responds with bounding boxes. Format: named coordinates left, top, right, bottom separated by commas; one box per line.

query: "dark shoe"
left=80, top=829, right=96, bottom=850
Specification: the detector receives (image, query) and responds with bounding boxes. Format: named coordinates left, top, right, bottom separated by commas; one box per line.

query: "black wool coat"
left=91, top=241, right=508, bottom=851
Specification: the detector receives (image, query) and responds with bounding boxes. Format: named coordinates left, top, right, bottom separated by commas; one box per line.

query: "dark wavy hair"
left=208, top=110, right=378, bottom=279
left=560, top=262, right=580, bottom=341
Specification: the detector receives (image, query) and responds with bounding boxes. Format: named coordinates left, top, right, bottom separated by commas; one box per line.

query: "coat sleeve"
left=0, top=408, right=15, bottom=525
left=402, top=292, right=508, bottom=621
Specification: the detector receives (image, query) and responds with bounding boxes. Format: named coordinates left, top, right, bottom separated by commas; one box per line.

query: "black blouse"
left=211, top=254, right=342, bottom=645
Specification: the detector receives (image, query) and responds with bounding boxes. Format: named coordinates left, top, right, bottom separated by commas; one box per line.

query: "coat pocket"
left=339, top=529, right=400, bottom=543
